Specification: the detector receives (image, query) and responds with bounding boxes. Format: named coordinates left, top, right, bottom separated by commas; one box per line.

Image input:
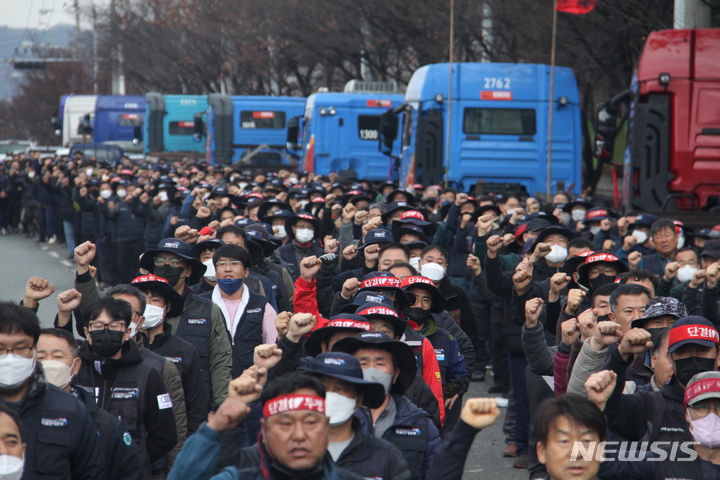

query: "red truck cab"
left=631, top=28, right=720, bottom=211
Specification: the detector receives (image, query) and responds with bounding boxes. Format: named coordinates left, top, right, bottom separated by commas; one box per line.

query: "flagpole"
left=444, top=0, right=454, bottom=189
left=547, top=0, right=558, bottom=200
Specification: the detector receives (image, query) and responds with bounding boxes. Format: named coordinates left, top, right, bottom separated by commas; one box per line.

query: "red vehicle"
left=596, top=28, right=720, bottom=211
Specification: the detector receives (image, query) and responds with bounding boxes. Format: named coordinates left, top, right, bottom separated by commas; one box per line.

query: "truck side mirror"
left=594, top=103, right=618, bottom=160
left=193, top=113, right=204, bottom=142
left=378, top=111, right=399, bottom=156
left=133, top=125, right=143, bottom=146
left=50, top=112, right=60, bottom=130
left=286, top=117, right=300, bottom=151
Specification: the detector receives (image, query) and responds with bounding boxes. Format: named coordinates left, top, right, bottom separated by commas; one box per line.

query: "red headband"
left=401, top=210, right=425, bottom=221
left=586, top=209, right=608, bottom=220
left=263, top=394, right=325, bottom=418
left=669, top=324, right=720, bottom=347
left=685, top=378, right=720, bottom=406
left=357, top=306, right=398, bottom=318
left=361, top=277, right=400, bottom=289
left=327, top=319, right=371, bottom=331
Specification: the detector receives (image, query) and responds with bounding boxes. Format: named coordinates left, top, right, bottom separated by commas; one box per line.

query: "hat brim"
left=140, top=249, right=207, bottom=285
left=630, top=313, right=682, bottom=330
left=668, top=338, right=718, bottom=353
left=131, top=280, right=185, bottom=318
left=392, top=227, right=431, bottom=244
left=300, top=368, right=386, bottom=409
left=303, top=326, right=369, bottom=358
left=577, top=260, right=628, bottom=288
left=331, top=337, right=416, bottom=395
left=191, top=239, right=225, bottom=258
left=688, top=391, right=720, bottom=406
left=257, top=201, right=293, bottom=220
left=356, top=238, right=393, bottom=250
left=402, top=284, right=447, bottom=313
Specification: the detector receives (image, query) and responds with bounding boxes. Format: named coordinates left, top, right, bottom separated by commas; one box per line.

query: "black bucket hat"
left=332, top=331, right=417, bottom=395
left=530, top=225, right=576, bottom=252
left=257, top=200, right=293, bottom=221
left=284, top=213, right=322, bottom=241
left=400, top=275, right=447, bottom=313
left=191, top=238, right=225, bottom=259
left=140, top=238, right=207, bottom=285
left=261, top=208, right=294, bottom=225
left=244, top=224, right=281, bottom=257
left=303, top=314, right=372, bottom=359
left=130, top=274, right=184, bottom=318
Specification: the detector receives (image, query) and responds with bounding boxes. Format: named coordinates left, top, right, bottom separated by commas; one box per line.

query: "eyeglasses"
left=215, top=261, right=244, bottom=268
left=131, top=310, right=143, bottom=319
left=0, top=346, right=33, bottom=358
left=88, top=321, right=127, bottom=332
left=689, top=403, right=720, bottom=418
left=154, top=257, right=185, bottom=268
left=588, top=266, right=618, bottom=277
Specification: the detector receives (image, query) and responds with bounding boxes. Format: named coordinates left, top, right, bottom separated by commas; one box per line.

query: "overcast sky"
left=0, top=0, right=107, bottom=30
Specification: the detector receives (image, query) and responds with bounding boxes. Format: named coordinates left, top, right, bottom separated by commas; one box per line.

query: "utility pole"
left=93, top=3, right=99, bottom=94
left=74, top=0, right=82, bottom=47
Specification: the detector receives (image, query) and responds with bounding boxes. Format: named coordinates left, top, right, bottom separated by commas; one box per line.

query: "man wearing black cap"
left=131, top=274, right=209, bottom=435
left=684, top=239, right=720, bottom=323
left=275, top=213, right=324, bottom=281
left=333, top=331, right=440, bottom=480
left=108, top=181, right=146, bottom=284
left=244, top=224, right=294, bottom=313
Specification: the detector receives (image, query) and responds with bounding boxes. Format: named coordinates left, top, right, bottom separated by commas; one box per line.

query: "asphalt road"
left=0, top=234, right=76, bottom=327
left=0, top=233, right=529, bottom=480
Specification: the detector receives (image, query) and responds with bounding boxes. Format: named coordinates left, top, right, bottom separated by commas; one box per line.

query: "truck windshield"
left=119, top=114, right=143, bottom=127
left=463, top=108, right=536, bottom=135
left=240, top=111, right=286, bottom=129
left=358, top=115, right=380, bottom=140
left=169, top=121, right=195, bottom=135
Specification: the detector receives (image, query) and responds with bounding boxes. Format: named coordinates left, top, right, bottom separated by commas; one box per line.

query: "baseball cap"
left=702, top=239, right=720, bottom=260
left=631, top=296, right=688, bottom=330
left=668, top=316, right=720, bottom=353
left=684, top=371, right=720, bottom=407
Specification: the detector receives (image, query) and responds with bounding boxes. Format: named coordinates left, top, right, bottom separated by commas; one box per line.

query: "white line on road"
left=48, top=251, right=59, bottom=258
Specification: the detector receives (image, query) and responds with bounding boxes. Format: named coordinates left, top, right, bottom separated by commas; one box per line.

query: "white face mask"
left=409, top=257, right=422, bottom=271
left=506, top=208, right=516, bottom=216
left=545, top=244, right=568, bottom=264
left=273, top=226, right=287, bottom=240
left=86, top=168, right=94, bottom=177
left=41, top=359, right=76, bottom=390
left=158, top=191, right=169, bottom=202
left=295, top=228, right=314, bottom=243
left=116, top=189, right=127, bottom=198
left=100, top=189, right=112, bottom=199
left=128, top=322, right=139, bottom=339
left=101, top=174, right=110, bottom=182
left=421, top=262, right=445, bottom=282
left=324, top=392, right=357, bottom=426
left=589, top=226, right=601, bottom=236
left=0, top=353, right=35, bottom=389
left=690, top=413, right=720, bottom=449
left=571, top=209, right=586, bottom=223
left=238, top=182, right=249, bottom=190
left=143, top=304, right=165, bottom=329
left=677, top=235, right=685, bottom=249
left=561, top=213, right=571, bottom=225
left=203, top=258, right=217, bottom=282
left=676, top=265, right=698, bottom=283
left=27, top=171, right=35, bottom=179
left=299, top=199, right=309, bottom=208
left=632, top=230, right=648, bottom=245
left=0, top=454, right=23, bottom=480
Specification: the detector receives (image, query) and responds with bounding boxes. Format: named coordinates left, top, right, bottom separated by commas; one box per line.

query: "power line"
left=17, top=0, right=38, bottom=53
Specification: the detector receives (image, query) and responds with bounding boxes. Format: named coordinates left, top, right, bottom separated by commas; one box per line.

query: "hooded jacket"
left=1, top=365, right=107, bottom=480
left=73, top=339, right=178, bottom=474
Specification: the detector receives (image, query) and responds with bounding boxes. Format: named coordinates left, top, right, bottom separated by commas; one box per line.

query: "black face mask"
left=154, top=265, right=184, bottom=287
left=590, top=274, right=616, bottom=291
left=597, top=314, right=611, bottom=323
left=405, top=307, right=432, bottom=326
left=89, top=329, right=125, bottom=358
left=269, top=459, right=324, bottom=480
left=673, top=356, right=716, bottom=385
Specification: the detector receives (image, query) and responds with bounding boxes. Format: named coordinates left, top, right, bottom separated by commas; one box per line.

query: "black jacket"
left=108, top=197, right=146, bottom=241
left=71, top=386, right=142, bottom=480
left=73, top=340, right=178, bottom=467
left=2, top=365, right=107, bottom=480
left=148, top=323, right=209, bottom=434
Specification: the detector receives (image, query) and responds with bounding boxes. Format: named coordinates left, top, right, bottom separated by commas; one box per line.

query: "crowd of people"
left=2, top=149, right=720, bottom=480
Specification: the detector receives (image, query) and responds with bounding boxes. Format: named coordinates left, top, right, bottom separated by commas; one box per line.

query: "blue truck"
left=286, top=83, right=405, bottom=181
left=144, top=93, right=209, bottom=159
left=93, top=95, right=146, bottom=145
left=380, top=63, right=582, bottom=195
left=204, top=94, right=305, bottom=168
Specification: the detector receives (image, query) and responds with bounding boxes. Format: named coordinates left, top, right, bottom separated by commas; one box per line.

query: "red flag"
left=557, top=0, right=597, bottom=14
